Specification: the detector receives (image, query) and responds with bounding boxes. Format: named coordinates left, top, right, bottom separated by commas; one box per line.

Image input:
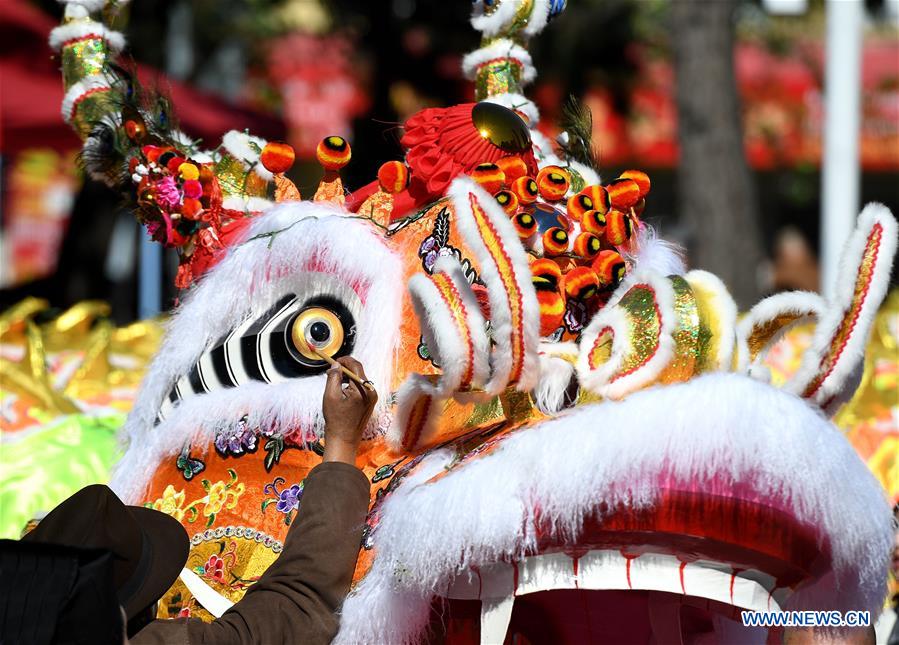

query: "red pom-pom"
left=606, top=178, right=641, bottom=209
left=542, top=227, right=569, bottom=256
left=536, top=166, right=570, bottom=202
left=316, top=136, right=351, bottom=170
left=142, top=145, right=161, bottom=164
left=182, top=179, right=203, bottom=199
left=494, top=190, right=519, bottom=215
left=604, top=209, right=633, bottom=246
left=471, top=162, right=505, bottom=194
left=261, top=142, right=296, bottom=174
left=619, top=169, right=651, bottom=197
left=566, top=192, right=594, bottom=220
left=511, top=176, right=539, bottom=205
left=592, top=250, right=627, bottom=289
left=580, top=210, right=607, bottom=236
left=496, top=156, right=528, bottom=182
left=512, top=211, right=538, bottom=238
left=582, top=185, right=611, bottom=215
left=166, top=156, right=187, bottom=175
left=562, top=266, right=600, bottom=300
left=377, top=161, right=409, bottom=194
left=573, top=232, right=602, bottom=259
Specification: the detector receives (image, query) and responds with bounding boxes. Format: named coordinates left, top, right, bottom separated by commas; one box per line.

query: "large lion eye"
left=290, top=307, right=345, bottom=361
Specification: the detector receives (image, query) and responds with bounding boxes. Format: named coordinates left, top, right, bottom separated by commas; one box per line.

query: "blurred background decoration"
left=0, top=0, right=896, bottom=525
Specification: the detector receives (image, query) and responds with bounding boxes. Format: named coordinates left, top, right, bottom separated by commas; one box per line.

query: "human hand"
left=322, top=357, right=377, bottom=465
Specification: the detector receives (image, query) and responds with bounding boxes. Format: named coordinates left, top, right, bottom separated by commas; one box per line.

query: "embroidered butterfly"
left=177, top=445, right=205, bottom=481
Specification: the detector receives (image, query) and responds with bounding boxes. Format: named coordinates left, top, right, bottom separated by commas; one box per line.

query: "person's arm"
left=133, top=358, right=376, bottom=645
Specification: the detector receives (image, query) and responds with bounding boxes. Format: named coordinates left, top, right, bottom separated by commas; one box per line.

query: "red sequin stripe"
left=803, top=223, right=883, bottom=398
left=430, top=272, right=475, bottom=388
left=468, top=194, right=526, bottom=383
left=61, top=34, right=108, bottom=47
left=402, top=392, right=432, bottom=452
left=70, top=86, right=110, bottom=120
left=476, top=57, right=525, bottom=71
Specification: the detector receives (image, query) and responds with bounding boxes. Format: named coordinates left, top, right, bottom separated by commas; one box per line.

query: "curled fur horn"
left=788, top=202, right=898, bottom=407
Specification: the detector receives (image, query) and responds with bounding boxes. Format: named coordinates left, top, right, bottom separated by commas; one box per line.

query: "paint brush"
left=312, top=348, right=375, bottom=391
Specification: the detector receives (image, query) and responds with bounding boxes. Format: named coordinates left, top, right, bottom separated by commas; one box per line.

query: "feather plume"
left=557, top=95, right=597, bottom=170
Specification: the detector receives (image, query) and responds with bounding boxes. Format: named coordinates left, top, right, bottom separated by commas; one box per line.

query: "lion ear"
left=787, top=203, right=897, bottom=407
left=734, top=291, right=826, bottom=377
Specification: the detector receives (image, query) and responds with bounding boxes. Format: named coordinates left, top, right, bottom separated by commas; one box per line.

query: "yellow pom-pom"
left=178, top=162, right=199, bottom=181
left=316, top=136, right=351, bottom=170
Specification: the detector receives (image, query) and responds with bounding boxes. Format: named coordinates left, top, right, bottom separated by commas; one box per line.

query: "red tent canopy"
left=0, top=1, right=285, bottom=155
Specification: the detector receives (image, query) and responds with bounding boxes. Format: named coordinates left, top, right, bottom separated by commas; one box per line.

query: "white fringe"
left=49, top=21, right=125, bottom=52
left=337, top=372, right=893, bottom=644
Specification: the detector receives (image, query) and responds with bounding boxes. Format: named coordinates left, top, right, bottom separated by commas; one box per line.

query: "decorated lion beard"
left=52, top=0, right=897, bottom=642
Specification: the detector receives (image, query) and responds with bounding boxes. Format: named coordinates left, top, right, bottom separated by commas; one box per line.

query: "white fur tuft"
left=338, top=373, right=893, bottom=644
left=112, top=202, right=403, bottom=502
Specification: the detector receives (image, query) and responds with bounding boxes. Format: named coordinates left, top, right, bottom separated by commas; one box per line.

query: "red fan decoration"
left=401, top=102, right=538, bottom=199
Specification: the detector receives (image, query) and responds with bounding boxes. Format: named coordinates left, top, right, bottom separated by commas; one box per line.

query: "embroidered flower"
left=203, top=554, right=226, bottom=584
left=276, top=484, right=303, bottom=513
left=150, top=485, right=187, bottom=521
left=214, top=419, right=257, bottom=457
left=178, top=608, right=191, bottom=618
left=200, top=470, right=245, bottom=527
left=262, top=477, right=304, bottom=525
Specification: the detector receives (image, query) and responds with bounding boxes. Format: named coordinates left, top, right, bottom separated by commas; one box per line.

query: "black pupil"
left=309, top=321, right=330, bottom=343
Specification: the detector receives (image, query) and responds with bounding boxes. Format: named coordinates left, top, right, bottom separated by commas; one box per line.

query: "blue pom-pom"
left=548, top=0, right=567, bottom=20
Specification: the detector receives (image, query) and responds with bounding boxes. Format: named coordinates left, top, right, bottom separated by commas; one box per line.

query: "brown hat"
left=22, top=484, right=189, bottom=620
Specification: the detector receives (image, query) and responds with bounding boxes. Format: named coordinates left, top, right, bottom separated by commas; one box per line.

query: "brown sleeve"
left=133, top=461, right=370, bottom=645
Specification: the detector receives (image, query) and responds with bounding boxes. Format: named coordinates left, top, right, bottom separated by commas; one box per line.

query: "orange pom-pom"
left=512, top=211, right=538, bottom=238
left=604, top=209, right=633, bottom=246
left=573, top=232, right=602, bottom=259
left=181, top=198, right=203, bottom=220
left=563, top=266, right=600, bottom=300
left=531, top=258, right=566, bottom=334
left=496, top=156, right=528, bottom=182
left=536, top=165, right=570, bottom=202
left=494, top=190, right=519, bottom=215
left=316, top=136, right=351, bottom=170
left=261, top=142, right=296, bottom=174
left=471, top=162, right=505, bottom=194
left=619, top=169, right=651, bottom=197
left=377, top=161, right=409, bottom=193
left=582, top=185, right=611, bottom=215
left=566, top=192, right=594, bottom=220
left=530, top=257, right=563, bottom=286
left=536, top=290, right=565, bottom=336
left=511, top=176, right=539, bottom=205
left=542, top=227, right=569, bottom=256
left=580, top=210, right=607, bottom=236
left=606, top=178, right=641, bottom=209
left=592, top=250, right=627, bottom=289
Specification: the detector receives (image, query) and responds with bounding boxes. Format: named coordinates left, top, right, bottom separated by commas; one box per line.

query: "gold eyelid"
left=290, top=308, right=345, bottom=361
